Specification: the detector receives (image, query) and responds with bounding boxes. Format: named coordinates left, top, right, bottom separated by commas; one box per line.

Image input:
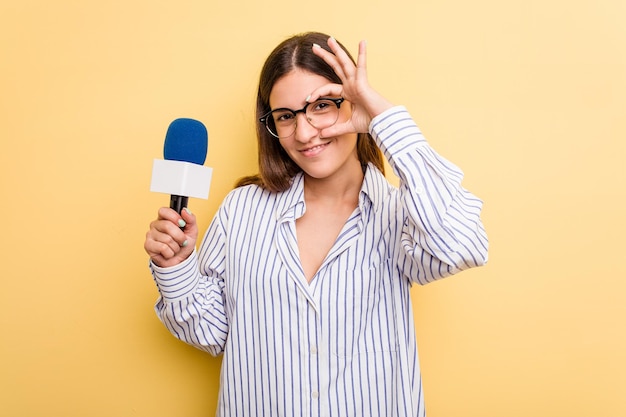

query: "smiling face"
left=269, top=69, right=360, bottom=183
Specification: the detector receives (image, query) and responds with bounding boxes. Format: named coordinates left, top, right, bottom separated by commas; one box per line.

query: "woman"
left=144, top=31, right=488, bottom=417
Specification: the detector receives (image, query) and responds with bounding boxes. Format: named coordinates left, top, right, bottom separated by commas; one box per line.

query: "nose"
left=293, top=113, right=319, bottom=143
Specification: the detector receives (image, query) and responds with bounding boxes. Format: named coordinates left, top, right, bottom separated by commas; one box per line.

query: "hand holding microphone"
left=145, top=206, right=198, bottom=268
left=145, top=118, right=212, bottom=268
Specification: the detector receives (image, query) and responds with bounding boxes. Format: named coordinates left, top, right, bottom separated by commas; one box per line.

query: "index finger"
left=158, top=206, right=182, bottom=222
left=306, top=82, right=344, bottom=104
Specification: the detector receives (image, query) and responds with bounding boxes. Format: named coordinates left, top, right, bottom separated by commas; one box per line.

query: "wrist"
left=363, top=90, right=394, bottom=119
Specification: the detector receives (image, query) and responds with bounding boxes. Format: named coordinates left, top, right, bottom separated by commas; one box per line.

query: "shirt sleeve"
left=370, top=106, right=489, bottom=284
left=150, top=207, right=229, bottom=356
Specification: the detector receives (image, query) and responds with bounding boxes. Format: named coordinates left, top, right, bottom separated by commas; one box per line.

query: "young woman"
left=144, top=31, right=488, bottom=417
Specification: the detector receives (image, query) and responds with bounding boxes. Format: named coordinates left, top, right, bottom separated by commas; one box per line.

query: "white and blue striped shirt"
left=151, top=106, right=488, bottom=417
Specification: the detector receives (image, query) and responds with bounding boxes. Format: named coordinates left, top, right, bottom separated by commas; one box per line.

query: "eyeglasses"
left=259, top=97, right=345, bottom=139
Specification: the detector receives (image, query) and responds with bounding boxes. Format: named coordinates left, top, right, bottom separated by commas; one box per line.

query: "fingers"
left=356, top=40, right=367, bottom=73
left=309, top=38, right=357, bottom=103
left=311, top=37, right=371, bottom=98
left=146, top=218, right=185, bottom=256
left=320, top=113, right=369, bottom=138
left=310, top=36, right=391, bottom=132
left=306, top=83, right=344, bottom=103
left=144, top=207, right=197, bottom=267
left=324, top=37, right=350, bottom=80
left=312, top=37, right=356, bottom=80
left=318, top=122, right=351, bottom=139
left=145, top=226, right=183, bottom=260
left=157, top=207, right=197, bottom=234
left=179, top=207, right=198, bottom=233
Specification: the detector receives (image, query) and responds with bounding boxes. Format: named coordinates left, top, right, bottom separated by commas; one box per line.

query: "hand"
left=309, top=37, right=394, bottom=138
left=144, top=207, right=198, bottom=268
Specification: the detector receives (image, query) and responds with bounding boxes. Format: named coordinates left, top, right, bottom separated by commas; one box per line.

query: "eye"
left=273, top=110, right=295, bottom=123
left=310, top=100, right=333, bottom=114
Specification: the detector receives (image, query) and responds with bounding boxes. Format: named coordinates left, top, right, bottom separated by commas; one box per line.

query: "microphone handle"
left=170, top=195, right=188, bottom=214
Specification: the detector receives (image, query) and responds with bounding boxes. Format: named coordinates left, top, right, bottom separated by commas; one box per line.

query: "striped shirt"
left=150, top=106, right=488, bottom=417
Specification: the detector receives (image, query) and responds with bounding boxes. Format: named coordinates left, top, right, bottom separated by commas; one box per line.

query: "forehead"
left=269, top=69, right=330, bottom=109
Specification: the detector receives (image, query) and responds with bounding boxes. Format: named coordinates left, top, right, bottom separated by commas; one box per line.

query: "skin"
left=271, top=69, right=363, bottom=281
left=270, top=70, right=362, bottom=194
left=144, top=37, right=394, bottom=273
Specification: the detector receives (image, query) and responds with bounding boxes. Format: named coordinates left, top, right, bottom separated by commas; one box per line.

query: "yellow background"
left=1, top=0, right=624, bottom=416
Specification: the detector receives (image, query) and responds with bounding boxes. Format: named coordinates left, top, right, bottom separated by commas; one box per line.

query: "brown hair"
left=236, top=32, right=385, bottom=192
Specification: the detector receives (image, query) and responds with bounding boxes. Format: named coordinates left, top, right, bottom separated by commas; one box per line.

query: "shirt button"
left=310, top=346, right=318, bottom=354
left=312, top=391, right=319, bottom=399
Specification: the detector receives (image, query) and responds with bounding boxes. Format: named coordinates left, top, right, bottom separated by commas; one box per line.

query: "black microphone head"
left=163, top=118, right=208, bottom=165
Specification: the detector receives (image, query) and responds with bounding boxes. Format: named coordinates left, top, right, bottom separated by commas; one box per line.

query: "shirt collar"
left=274, top=172, right=305, bottom=222
left=359, top=162, right=387, bottom=215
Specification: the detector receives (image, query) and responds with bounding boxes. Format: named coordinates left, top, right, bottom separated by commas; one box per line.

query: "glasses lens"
left=266, top=109, right=296, bottom=138
left=264, top=99, right=341, bottom=138
left=306, top=99, right=340, bottom=130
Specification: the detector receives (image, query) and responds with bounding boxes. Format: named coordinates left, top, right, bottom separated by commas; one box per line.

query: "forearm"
left=151, top=251, right=228, bottom=355
left=371, top=106, right=488, bottom=278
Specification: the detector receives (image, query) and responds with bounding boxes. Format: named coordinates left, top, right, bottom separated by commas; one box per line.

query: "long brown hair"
left=236, top=32, right=385, bottom=192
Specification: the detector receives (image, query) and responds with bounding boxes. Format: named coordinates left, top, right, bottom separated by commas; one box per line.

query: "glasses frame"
left=259, top=97, right=345, bottom=139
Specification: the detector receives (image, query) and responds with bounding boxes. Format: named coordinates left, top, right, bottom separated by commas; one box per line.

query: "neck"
left=303, top=163, right=364, bottom=206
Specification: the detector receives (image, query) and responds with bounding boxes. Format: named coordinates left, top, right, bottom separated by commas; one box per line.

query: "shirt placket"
left=305, top=303, right=322, bottom=417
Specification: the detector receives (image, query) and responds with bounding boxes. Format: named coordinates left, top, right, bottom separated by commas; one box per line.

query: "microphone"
left=150, top=118, right=213, bottom=214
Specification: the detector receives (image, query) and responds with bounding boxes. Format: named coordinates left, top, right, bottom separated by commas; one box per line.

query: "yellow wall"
left=1, top=0, right=624, bottom=416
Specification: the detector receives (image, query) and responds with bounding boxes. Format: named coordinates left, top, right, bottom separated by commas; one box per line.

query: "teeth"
left=304, top=144, right=325, bottom=152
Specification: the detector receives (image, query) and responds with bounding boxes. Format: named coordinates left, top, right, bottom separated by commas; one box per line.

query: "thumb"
left=320, top=116, right=370, bottom=139
left=180, top=207, right=199, bottom=240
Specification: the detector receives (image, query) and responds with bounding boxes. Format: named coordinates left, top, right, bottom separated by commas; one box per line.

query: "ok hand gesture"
left=308, top=37, right=394, bottom=138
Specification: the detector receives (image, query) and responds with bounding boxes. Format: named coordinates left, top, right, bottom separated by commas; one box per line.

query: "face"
left=269, top=69, right=360, bottom=183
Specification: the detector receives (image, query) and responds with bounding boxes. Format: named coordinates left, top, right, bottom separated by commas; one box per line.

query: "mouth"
left=299, top=141, right=330, bottom=157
